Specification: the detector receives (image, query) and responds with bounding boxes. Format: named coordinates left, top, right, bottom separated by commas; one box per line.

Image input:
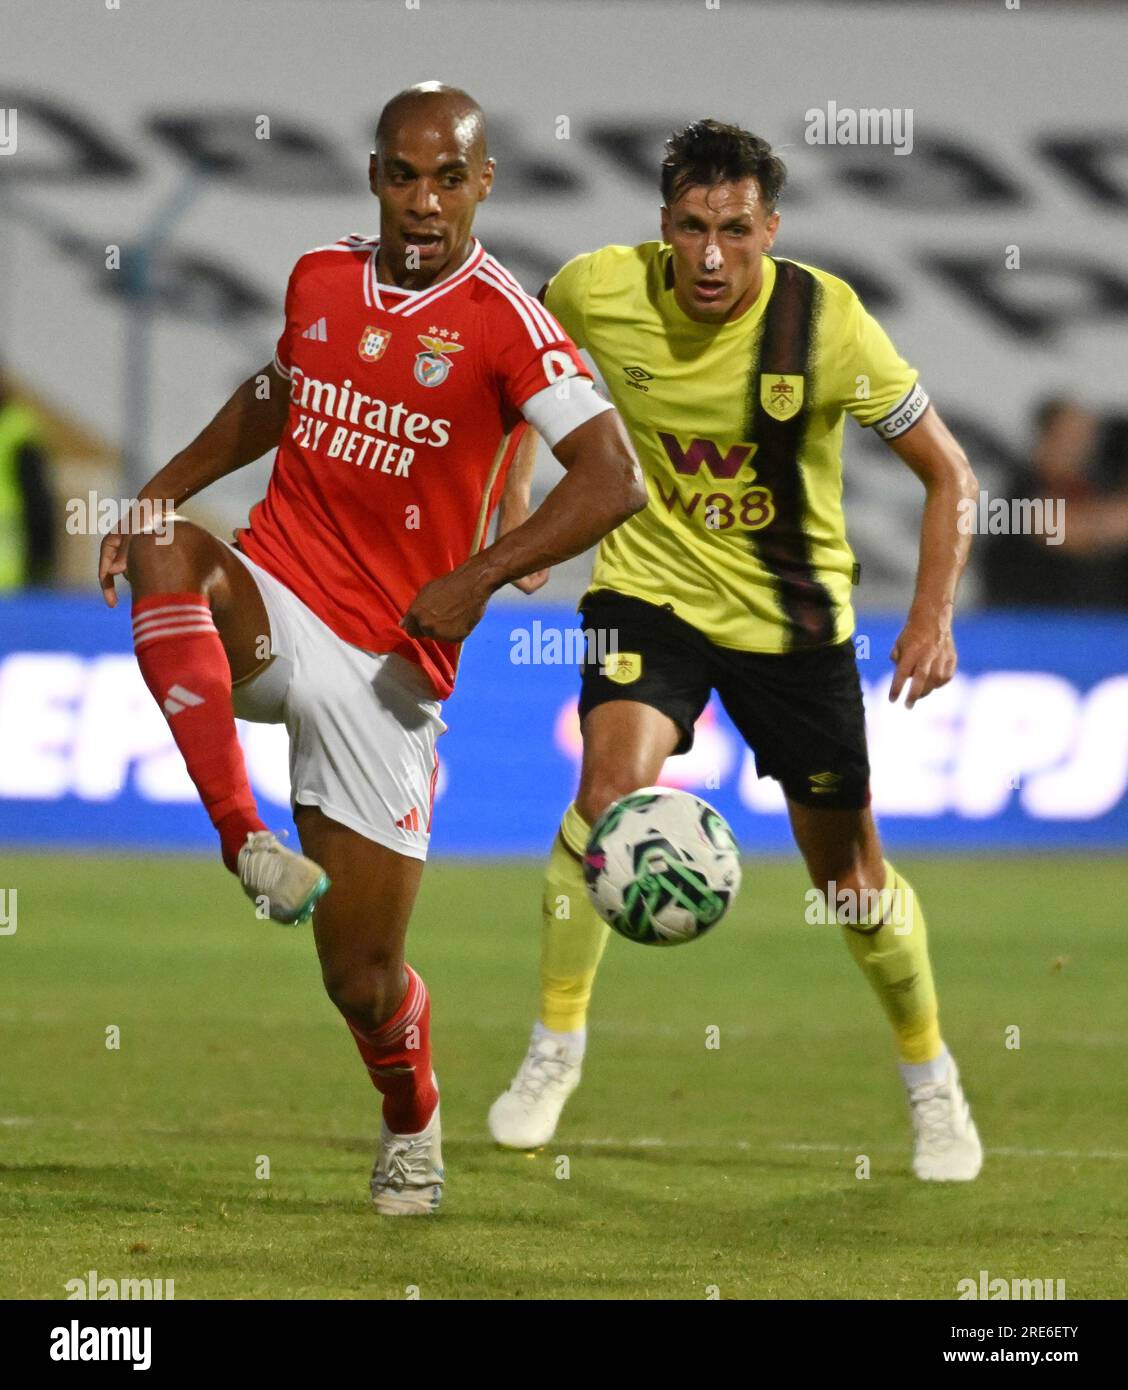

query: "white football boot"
left=370, top=1090, right=444, bottom=1216
left=488, top=1031, right=583, bottom=1150
left=908, top=1055, right=983, bottom=1181
left=236, top=830, right=330, bottom=925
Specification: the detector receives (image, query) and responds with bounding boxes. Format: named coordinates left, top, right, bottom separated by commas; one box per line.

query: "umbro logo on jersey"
left=163, top=684, right=205, bottom=717
left=395, top=806, right=422, bottom=831
left=623, top=365, right=653, bottom=393
left=808, top=771, right=842, bottom=794
left=301, top=316, right=328, bottom=342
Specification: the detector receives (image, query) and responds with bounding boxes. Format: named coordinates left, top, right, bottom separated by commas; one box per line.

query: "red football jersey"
left=236, top=235, right=592, bottom=698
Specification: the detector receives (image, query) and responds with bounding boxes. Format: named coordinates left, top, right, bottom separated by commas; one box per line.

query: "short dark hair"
left=660, top=120, right=786, bottom=211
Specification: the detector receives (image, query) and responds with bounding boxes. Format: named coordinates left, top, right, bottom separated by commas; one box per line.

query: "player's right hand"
left=98, top=530, right=130, bottom=608
left=401, top=562, right=496, bottom=643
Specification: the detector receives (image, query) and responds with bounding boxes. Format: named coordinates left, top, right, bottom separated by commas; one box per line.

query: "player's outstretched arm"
left=401, top=410, right=645, bottom=642
left=886, top=405, right=979, bottom=709
left=98, top=362, right=291, bottom=606
left=495, top=425, right=550, bottom=595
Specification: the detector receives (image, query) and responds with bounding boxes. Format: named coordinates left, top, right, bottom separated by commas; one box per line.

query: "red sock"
left=132, top=592, right=266, bottom=871
left=348, top=966, right=438, bottom=1134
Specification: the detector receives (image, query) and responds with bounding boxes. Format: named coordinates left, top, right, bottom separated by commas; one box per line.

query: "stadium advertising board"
left=1, top=598, right=1125, bottom=853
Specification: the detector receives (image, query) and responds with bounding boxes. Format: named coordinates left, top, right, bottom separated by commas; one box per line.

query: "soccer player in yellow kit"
left=489, top=120, right=984, bottom=1180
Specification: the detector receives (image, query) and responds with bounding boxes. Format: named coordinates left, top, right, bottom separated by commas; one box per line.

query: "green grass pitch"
left=2, top=852, right=1125, bottom=1300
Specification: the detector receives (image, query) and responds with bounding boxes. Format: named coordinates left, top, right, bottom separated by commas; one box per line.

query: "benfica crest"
left=358, top=325, right=391, bottom=362
left=761, top=373, right=804, bottom=421
left=414, top=333, right=464, bottom=388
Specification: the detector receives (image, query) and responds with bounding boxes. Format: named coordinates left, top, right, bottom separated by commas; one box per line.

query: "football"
left=582, top=787, right=742, bottom=945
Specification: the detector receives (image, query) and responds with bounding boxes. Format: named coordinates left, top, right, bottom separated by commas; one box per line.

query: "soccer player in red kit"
left=97, top=84, right=645, bottom=1214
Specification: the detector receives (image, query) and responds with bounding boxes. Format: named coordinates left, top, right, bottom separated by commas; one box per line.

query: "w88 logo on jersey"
left=655, top=479, right=776, bottom=532
left=653, top=430, right=776, bottom=531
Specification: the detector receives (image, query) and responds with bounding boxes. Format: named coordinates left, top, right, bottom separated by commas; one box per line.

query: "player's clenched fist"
left=401, top=568, right=493, bottom=643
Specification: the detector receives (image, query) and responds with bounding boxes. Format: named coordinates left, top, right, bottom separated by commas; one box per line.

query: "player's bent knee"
left=125, top=520, right=214, bottom=593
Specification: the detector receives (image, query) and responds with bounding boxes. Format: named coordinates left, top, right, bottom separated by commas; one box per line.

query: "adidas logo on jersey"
left=163, top=684, right=205, bottom=716
left=301, top=316, right=328, bottom=342
left=395, top=806, right=422, bottom=831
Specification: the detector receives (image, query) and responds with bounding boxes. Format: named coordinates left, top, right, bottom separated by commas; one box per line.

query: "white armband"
left=519, top=377, right=613, bottom=450
left=872, top=381, right=930, bottom=441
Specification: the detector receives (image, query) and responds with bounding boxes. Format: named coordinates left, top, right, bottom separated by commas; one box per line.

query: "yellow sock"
left=539, top=803, right=611, bottom=1033
left=840, top=860, right=943, bottom=1065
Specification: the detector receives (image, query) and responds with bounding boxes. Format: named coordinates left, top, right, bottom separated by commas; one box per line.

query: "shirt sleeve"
left=272, top=261, right=301, bottom=380
left=842, top=294, right=930, bottom=440
left=493, top=286, right=594, bottom=421
left=542, top=251, right=596, bottom=351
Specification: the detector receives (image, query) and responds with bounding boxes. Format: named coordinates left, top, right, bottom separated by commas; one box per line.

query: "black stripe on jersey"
left=744, top=259, right=837, bottom=651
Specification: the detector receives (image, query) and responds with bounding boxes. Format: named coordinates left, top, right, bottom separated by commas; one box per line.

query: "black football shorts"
left=577, top=588, right=871, bottom=811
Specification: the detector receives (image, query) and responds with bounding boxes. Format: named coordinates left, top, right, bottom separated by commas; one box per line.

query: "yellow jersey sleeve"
left=543, top=251, right=597, bottom=351
left=838, top=291, right=930, bottom=441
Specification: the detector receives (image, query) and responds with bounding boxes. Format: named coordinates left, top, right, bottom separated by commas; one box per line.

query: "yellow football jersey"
left=545, top=242, right=928, bottom=652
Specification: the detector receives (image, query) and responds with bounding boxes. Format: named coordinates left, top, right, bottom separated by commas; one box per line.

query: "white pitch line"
left=5, top=1117, right=1124, bottom=1162
left=483, top=1135, right=1128, bottom=1162
left=977, top=1145, right=1128, bottom=1161
left=775, top=1140, right=1128, bottom=1161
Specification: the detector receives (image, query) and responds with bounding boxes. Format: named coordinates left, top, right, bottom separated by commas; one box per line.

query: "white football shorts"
left=226, top=543, right=446, bottom=860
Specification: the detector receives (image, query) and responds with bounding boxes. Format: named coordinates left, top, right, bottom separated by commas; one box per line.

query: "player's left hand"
left=401, top=568, right=493, bottom=643
left=889, top=610, right=957, bottom=709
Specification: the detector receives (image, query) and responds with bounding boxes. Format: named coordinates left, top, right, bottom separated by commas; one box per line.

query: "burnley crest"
left=761, top=373, right=805, bottom=421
